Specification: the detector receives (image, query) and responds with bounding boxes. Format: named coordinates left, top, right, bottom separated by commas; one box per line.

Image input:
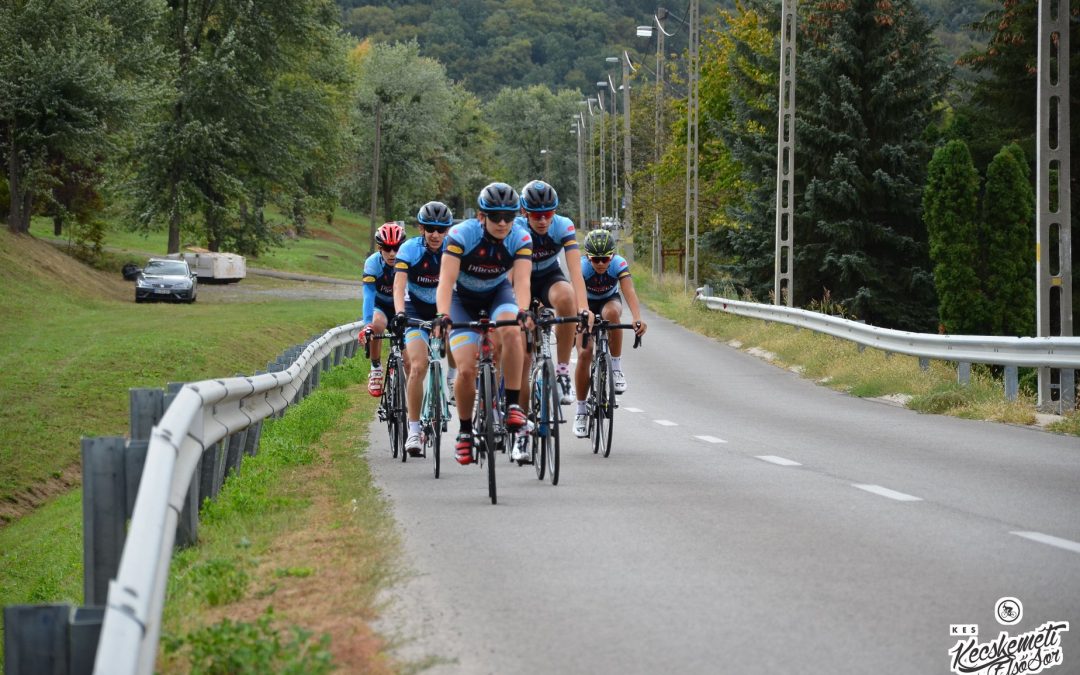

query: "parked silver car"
left=134, top=258, right=198, bottom=303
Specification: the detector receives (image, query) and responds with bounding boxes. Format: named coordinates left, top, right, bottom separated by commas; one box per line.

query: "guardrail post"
left=1062, top=370, right=1077, bottom=412
left=81, top=437, right=127, bottom=606
left=333, top=344, right=344, bottom=366
left=1004, top=365, right=1019, bottom=402
left=919, top=357, right=929, bottom=371
left=168, top=382, right=200, bottom=547
left=199, top=442, right=224, bottom=504
left=129, top=388, right=164, bottom=441
left=3, top=604, right=105, bottom=675
left=958, top=362, right=971, bottom=385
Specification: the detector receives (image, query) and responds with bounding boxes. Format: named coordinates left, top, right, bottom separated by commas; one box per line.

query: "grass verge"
left=636, top=271, right=1077, bottom=436
left=159, top=356, right=402, bottom=673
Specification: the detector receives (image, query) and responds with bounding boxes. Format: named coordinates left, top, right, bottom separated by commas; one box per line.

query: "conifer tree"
left=983, top=143, right=1036, bottom=336
left=797, top=0, right=948, bottom=331
left=923, top=140, right=986, bottom=334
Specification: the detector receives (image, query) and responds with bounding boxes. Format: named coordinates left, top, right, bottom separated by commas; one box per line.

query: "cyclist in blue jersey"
left=516, top=180, right=589, bottom=400
left=573, top=229, right=647, bottom=437
left=360, top=222, right=405, bottom=397
left=392, top=201, right=454, bottom=457
left=432, top=182, right=534, bottom=466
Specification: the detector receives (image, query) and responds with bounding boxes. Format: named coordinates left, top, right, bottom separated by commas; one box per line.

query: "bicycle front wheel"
left=598, top=355, right=615, bottom=458
left=428, top=361, right=443, bottom=479
left=385, top=366, right=401, bottom=459
left=478, top=365, right=498, bottom=504
left=542, top=359, right=560, bottom=485
left=393, top=363, right=408, bottom=463
left=530, top=363, right=546, bottom=480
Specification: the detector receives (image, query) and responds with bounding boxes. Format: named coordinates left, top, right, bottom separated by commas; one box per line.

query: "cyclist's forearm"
left=565, top=249, right=589, bottom=311
left=436, top=257, right=460, bottom=315
left=621, top=278, right=643, bottom=322
left=393, top=272, right=408, bottom=314
left=512, top=259, right=532, bottom=310
left=362, top=283, right=376, bottom=324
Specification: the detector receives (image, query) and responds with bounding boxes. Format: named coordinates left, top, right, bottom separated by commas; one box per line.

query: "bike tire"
left=385, top=365, right=400, bottom=459
left=530, top=363, right=546, bottom=480
left=479, top=365, right=498, bottom=505
left=393, top=362, right=408, bottom=463
left=543, top=359, right=560, bottom=485
left=599, top=354, right=615, bottom=458
left=429, top=361, right=443, bottom=479
left=591, top=356, right=604, bottom=455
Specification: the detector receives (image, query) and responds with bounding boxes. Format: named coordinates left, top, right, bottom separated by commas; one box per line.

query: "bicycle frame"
left=364, top=326, right=408, bottom=461
left=524, top=304, right=580, bottom=483
left=409, top=319, right=451, bottom=478
left=582, top=316, right=642, bottom=458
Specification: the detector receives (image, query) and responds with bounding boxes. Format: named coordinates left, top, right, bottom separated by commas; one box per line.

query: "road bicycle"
left=363, top=325, right=407, bottom=462
left=522, top=302, right=582, bottom=485
left=581, top=315, right=642, bottom=458
left=447, top=311, right=521, bottom=504
left=408, top=318, right=451, bottom=478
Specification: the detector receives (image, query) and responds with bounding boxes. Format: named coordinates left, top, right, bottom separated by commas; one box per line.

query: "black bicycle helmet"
left=477, top=182, right=520, bottom=212
left=417, top=201, right=453, bottom=227
left=520, top=180, right=559, bottom=212
left=583, top=229, right=617, bottom=257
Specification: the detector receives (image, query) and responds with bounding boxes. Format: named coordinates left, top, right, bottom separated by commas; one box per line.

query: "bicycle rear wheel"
left=478, top=365, right=498, bottom=504
left=543, top=359, right=560, bottom=485
left=385, top=365, right=400, bottom=459
left=530, top=363, right=546, bottom=480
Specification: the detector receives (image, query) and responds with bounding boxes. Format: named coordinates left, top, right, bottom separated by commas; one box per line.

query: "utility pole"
left=368, top=100, right=382, bottom=254
left=1036, top=0, right=1074, bottom=412
left=774, top=0, right=797, bottom=306
left=608, top=74, right=619, bottom=223
left=622, top=51, right=633, bottom=236
left=597, top=89, right=606, bottom=225
left=575, top=114, right=586, bottom=228
left=684, top=0, right=700, bottom=290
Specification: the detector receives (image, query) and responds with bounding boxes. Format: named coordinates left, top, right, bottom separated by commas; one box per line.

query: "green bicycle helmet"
left=583, top=228, right=617, bottom=257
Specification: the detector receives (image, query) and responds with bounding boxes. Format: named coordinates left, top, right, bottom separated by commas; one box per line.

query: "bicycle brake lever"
left=633, top=334, right=643, bottom=349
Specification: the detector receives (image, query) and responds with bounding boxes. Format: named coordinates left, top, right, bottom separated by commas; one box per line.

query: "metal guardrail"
left=88, top=320, right=363, bottom=675
left=694, top=289, right=1080, bottom=407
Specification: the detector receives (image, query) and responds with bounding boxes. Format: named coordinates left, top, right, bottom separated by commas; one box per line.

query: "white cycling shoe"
left=573, top=414, right=589, bottom=438
left=613, top=370, right=627, bottom=394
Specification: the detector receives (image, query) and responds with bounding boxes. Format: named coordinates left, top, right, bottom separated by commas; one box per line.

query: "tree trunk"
left=7, top=125, right=30, bottom=234
left=168, top=181, right=181, bottom=253
left=53, top=214, right=63, bottom=236
left=382, top=171, right=393, bottom=227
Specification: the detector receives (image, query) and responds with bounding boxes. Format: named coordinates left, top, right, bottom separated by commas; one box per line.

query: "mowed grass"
left=27, top=204, right=373, bottom=280
left=0, top=230, right=360, bottom=510
left=635, top=271, right=1077, bottom=435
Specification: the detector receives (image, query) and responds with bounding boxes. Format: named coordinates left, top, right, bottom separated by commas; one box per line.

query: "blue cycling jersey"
left=514, top=214, right=579, bottom=276
left=362, top=251, right=396, bottom=322
left=444, top=218, right=532, bottom=296
left=394, top=236, right=441, bottom=305
left=582, top=254, right=630, bottom=300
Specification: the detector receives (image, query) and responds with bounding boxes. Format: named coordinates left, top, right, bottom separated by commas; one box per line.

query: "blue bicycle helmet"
left=477, top=182, right=520, bottom=212
left=417, top=201, right=453, bottom=227
left=520, top=180, right=559, bottom=212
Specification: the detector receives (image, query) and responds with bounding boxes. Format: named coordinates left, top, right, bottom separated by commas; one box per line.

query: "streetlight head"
left=605, top=56, right=619, bottom=63
left=637, top=26, right=653, bottom=37
left=596, top=81, right=608, bottom=88
left=540, top=149, right=549, bottom=155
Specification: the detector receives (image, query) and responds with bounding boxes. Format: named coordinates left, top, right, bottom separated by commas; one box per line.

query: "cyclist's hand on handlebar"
left=390, top=311, right=408, bottom=333
left=517, top=308, right=534, bottom=331
left=577, top=308, right=592, bottom=332
left=358, top=325, right=373, bottom=344
left=432, top=313, right=452, bottom=339
left=633, top=320, right=647, bottom=337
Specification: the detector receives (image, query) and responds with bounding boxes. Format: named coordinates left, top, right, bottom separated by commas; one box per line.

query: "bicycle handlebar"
left=581, top=321, right=644, bottom=350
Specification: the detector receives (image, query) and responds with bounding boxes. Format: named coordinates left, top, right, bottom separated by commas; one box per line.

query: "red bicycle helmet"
left=375, top=222, right=405, bottom=247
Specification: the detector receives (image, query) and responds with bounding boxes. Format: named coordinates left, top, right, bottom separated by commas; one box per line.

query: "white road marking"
left=756, top=455, right=800, bottom=466
left=1011, top=531, right=1080, bottom=555
left=654, top=419, right=678, bottom=427
left=623, top=407, right=644, bottom=413
left=694, top=435, right=728, bottom=444
left=852, top=484, right=923, bottom=502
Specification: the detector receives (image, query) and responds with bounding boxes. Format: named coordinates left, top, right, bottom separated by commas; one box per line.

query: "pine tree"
left=797, top=0, right=949, bottom=331
left=983, top=143, right=1036, bottom=336
left=923, top=140, right=987, bottom=334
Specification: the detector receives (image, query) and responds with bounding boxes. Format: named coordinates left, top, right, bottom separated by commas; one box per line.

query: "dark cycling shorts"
left=404, top=298, right=437, bottom=345
left=531, top=269, right=569, bottom=309
left=448, top=280, right=518, bottom=351
left=588, top=293, right=622, bottom=317
left=372, top=296, right=395, bottom=320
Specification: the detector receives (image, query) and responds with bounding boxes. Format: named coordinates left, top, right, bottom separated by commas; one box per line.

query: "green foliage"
left=164, top=607, right=335, bottom=675
left=796, top=0, right=948, bottom=331
left=189, top=558, right=251, bottom=607
left=924, top=140, right=987, bottom=333
left=983, top=144, right=1035, bottom=336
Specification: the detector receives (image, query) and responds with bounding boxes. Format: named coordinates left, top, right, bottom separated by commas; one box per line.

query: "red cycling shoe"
left=505, top=404, right=527, bottom=433
left=455, top=432, right=474, bottom=465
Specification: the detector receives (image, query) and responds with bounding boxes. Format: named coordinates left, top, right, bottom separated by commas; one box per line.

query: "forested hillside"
left=335, top=0, right=996, bottom=95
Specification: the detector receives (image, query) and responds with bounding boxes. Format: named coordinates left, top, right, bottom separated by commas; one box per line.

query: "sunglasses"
left=589, top=256, right=612, bottom=264
left=483, top=211, right=517, bottom=224
left=379, top=244, right=401, bottom=252
left=421, top=225, right=449, bottom=234
left=529, top=210, right=555, bottom=219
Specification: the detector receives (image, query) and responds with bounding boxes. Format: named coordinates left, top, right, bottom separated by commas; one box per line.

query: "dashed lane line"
left=1011, top=531, right=1080, bottom=555
left=852, top=484, right=923, bottom=502
left=694, top=435, right=728, bottom=444
left=623, top=407, right=644, bottom=412
left=756, top=455, right=801, bottom=466
left=654, top=419, right=678, bottom=427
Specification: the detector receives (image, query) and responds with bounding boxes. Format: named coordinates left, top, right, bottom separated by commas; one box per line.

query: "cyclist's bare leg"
left=496, top=317, right=524, bottom=391
left=368, top=313, right=387, bottom=364
left=405, top=338, right=429, bottom=424
left=603, top=299, right=625, bottom=357
left=452, top=342, right=478, bottom=423
left=547, top=280, right=577, bottom=366
left=574, top=329, right=592, bottom=403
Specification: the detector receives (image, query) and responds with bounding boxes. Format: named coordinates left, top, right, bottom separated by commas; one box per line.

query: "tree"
left=796, top=0, right=949, bottom=330
left=1, top=0, right=164, bottom=234
left=344, top=40, right=456, bottom=245
left=923, top=140, right=987, bottom=334
left=127, top=0, right=352, bottom=254
left=983, top=143, right=1035, bottom=336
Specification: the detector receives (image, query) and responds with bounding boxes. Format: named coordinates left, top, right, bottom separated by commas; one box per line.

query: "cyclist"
left=393, top=201, right=454, bottom=457
left=432, top=182, right=534, bottom=465
left=573, top=228, right=647, bottom=437
left=360, top=222, right=405, bottom=397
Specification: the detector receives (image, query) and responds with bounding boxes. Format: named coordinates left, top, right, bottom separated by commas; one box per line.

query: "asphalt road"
left=367, top=306, right=1079, bottom=675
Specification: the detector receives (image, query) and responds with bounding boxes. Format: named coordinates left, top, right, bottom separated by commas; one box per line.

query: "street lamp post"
left=574, top=114, right=586, bottom=228
left=596, top=84, right=607, bottom=225
left=587, top=98, right=599, bottom=227
left=540, top=148, right=551, bottom=181
left=684, top=0, right=700, bottom=290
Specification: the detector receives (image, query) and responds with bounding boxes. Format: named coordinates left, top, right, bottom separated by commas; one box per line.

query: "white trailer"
left=170, top=250, right=247, bottom=283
